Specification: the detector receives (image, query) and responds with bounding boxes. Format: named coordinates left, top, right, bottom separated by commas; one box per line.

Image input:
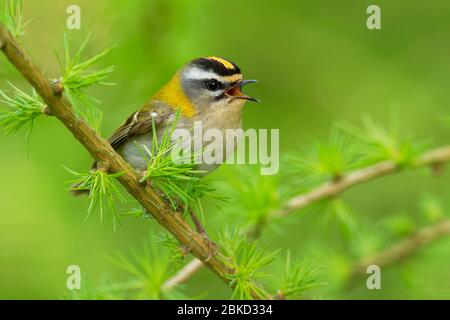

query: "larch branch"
left=277, top=146, right=450, bottom=217
left=351, top=219, right=450, bottom=277
left=0, top=23, right=269, bottom=299
left=163, top=258, right=204, bottom=291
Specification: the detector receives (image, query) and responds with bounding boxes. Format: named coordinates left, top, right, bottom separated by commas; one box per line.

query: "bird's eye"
left=206, top=79, right=221, bottom=91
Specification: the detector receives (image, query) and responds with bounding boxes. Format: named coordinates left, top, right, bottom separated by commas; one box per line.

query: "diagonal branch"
left=350, top=219, right=450, bottom=277
left=0, top=23, right=269, bottom=299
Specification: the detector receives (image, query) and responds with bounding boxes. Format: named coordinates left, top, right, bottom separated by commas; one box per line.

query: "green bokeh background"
left=1, top=0, right=450, bottom=299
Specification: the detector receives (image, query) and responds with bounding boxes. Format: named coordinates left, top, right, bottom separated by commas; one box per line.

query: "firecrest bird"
left=73, top=56, right=258, bottom=229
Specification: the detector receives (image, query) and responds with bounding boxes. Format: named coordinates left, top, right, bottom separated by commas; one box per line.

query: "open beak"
left=225, top=79, right=260, bottom=102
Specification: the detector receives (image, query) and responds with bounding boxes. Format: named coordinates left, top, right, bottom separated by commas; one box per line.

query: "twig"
left=277, top=146, right=450, bottom=217
left=0, top=23, right=268, bottom=299
left=163, top=258, right=204, bottom=291
left=350, top=219, right=450, bottom=277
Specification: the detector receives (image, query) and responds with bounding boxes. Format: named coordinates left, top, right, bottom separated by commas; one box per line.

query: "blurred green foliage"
left=1, top=0, right=450, bottom=299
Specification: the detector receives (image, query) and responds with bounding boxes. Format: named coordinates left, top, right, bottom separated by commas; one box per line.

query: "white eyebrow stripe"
left=183, top=67, right=227, bottom=82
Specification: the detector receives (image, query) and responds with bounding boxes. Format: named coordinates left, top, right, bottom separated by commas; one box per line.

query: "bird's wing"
left=76, top=103, right=173, bottom=194
left=108, top=103, right=171, bottom=150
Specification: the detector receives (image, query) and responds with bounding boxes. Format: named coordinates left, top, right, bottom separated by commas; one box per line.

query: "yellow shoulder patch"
left=152, top=72, right=196, bottom=118
left=207, top=56, right=235, bottom=70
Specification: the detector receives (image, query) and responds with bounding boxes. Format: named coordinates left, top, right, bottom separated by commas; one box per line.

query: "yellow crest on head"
left=207, top=56, right=235, bottom=70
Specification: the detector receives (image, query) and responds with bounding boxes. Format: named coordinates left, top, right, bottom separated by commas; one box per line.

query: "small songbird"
left=73, top=56, right=258, bottom=195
